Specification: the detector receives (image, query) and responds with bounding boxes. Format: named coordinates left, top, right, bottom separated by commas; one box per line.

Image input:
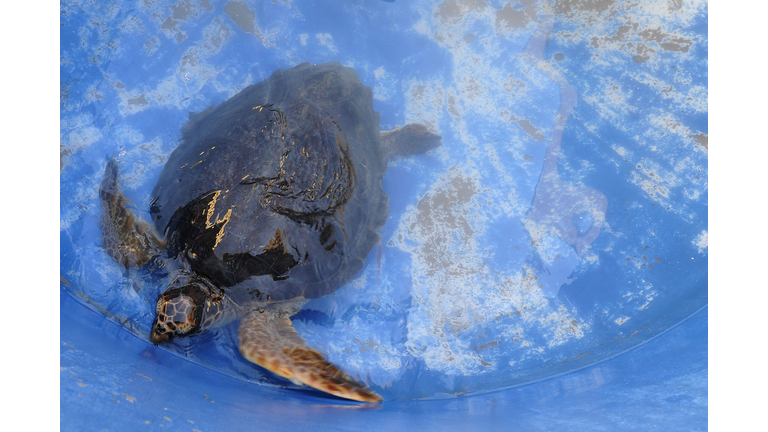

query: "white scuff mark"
left=614, top=317, right=630, bottom=325
left=176, top=49, right=218, bottom=93
left=683, top=188, right=701, bottom=201
left=63, top=117, right=103, bottom=153
left=299, top=33, right=307, bottom=45
left=629, top=158, right=679, bottom=203
left=611, top=145, right=631, bottom=158
left=648, top=113, right=690, bottom=139
left=149, top=76, right=184, bottom=107
left=621, top=285, right=659, bottom=311
left=320, top=316, right=405, bottom=387
left=693, top=230, right=708, bottom=254
left=373, top=66, right=393, bottom=101
left=403, top=80, right=445, bottom=133
left=115, top=19, right=233, bottom=115
left=60, top=169, right=104, bottom=232
left=630, top=71, right=708, bottom=114
left=630, top=172, right=669, bottom=200
left=582, top=77, right=636, bottom=124
left=316, top=33, right=338, bottom=53
left=412, top=18, right=431, bottom=36
left=638, top=290, right=658, bottom=311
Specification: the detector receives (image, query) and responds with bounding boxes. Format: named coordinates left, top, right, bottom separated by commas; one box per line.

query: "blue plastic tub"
left=60, top=0, right=707, bottom=429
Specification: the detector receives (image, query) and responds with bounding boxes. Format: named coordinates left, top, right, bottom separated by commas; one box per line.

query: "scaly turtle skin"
left=99, top=62, right=441, bottom=403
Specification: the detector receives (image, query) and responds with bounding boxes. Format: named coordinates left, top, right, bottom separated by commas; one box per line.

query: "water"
left=60, top=0, right=708, bottom=402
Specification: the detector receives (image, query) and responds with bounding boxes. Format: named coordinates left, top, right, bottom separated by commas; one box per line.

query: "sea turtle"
left=99, top=62, right=441, bottom=403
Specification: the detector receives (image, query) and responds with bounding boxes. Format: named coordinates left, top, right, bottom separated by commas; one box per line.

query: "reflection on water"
left=60, top=0, right=708, bottom=401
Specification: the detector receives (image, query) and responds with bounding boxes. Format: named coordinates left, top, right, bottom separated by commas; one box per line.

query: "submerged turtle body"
left=99, top=62, right=441, bottom=403
left=150, top=62, right=389, bottom=304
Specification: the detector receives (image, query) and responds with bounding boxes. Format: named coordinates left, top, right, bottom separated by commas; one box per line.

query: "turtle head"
left=150, top=273, right=224, bottom=344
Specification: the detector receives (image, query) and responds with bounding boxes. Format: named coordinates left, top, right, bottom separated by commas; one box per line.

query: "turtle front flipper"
left=99, top=158, right=165, bottom=268
left=238, top=310, right=382, bottom=403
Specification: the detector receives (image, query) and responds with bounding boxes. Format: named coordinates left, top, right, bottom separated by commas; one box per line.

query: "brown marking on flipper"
left=99, top=158, right=165, bottom=268
left=238, top=310, right=382, bottom=403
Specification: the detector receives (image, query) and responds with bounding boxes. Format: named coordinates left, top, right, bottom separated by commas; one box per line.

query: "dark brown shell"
left=149, top=62, right=389, bottom=302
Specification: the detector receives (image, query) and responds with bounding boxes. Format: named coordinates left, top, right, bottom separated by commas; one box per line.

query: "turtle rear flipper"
left=238, top=310, right=382, bottom=403
left=380, top=123, right=442, bottom=159
left=99, top=158, right=165, bottom=269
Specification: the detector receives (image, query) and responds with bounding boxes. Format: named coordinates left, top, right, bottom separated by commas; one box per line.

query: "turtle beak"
left=150, top=330, right=171, bottom=344
left=150, top=317, right=172, bottom=344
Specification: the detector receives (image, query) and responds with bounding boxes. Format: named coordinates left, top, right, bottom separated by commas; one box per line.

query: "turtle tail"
left=99, top=158, right=164, bottom=269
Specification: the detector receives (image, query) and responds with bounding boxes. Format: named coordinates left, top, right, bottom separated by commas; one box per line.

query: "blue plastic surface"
left=61, top=290, right=707, bottom=431
left=61, top=0, right=707, bottom=429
